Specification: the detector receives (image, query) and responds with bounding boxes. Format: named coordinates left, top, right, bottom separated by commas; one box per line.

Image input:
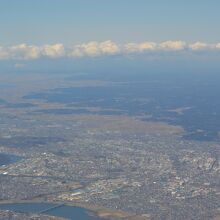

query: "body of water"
left=0, top=203, right=101, bottom=220
left=0, top=153, right=23, bottom=166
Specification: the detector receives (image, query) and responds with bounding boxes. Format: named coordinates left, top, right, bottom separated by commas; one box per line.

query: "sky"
left=0, top=0, right=220, bottom=62
left=1, top=0, right=220, bottom=45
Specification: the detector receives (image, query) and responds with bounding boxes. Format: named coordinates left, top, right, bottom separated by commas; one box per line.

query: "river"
left=0, top=203, right=101, bottom=220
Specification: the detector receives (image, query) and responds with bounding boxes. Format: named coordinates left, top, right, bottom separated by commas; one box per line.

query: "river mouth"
left=0, top=202, right=101, bottom=220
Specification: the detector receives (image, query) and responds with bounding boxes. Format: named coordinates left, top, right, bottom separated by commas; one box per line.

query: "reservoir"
left=0, top=203, right=101, bottom=220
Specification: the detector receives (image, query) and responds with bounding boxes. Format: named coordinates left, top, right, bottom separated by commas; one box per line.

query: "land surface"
left=0, top=209, right=65, bottom=220
left=0, top=72, right=219, bottom=219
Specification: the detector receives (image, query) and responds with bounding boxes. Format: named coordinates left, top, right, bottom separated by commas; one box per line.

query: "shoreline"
left=0, top=199, right=148, bottom=220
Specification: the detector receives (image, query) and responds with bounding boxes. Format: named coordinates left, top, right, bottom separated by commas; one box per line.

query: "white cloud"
left=99, top=41, right=119, bottom=55
left=124, top=41, right=187, bottom=53
left=0, top=46, right=10, bottom=59
left=189, top=42, right=209, bottom=51
left=70, top=40, right=119, bottom=57
left=0, top=41, right=219, bottom=60
left=42, top=44, right=65, bottom=58
left=14, top=63, right=26, bottom=68
left=159, top=41, right=186, bottom=51
left=215, top=43, right=220, bottom=49
left=10, top=44, right=41, bottom=60
left=0, top=43, right=65, bottom=60
left=124, top=42, right=157, bottom=53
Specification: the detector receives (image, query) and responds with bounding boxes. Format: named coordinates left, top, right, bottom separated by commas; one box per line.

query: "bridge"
left=38, top=203, right=65, bottom=214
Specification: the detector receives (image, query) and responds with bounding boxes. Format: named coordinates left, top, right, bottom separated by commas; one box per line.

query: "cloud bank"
left=0, top=41, right=220, bottom=60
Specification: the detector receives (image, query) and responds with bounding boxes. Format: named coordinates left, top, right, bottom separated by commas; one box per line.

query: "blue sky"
left=1, top=0, right=220, bottom=45
left=0, top=0, right=220, bottom=63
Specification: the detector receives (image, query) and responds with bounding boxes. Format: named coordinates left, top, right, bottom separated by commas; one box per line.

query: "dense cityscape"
left=0, top=74, right=219, bottom=220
